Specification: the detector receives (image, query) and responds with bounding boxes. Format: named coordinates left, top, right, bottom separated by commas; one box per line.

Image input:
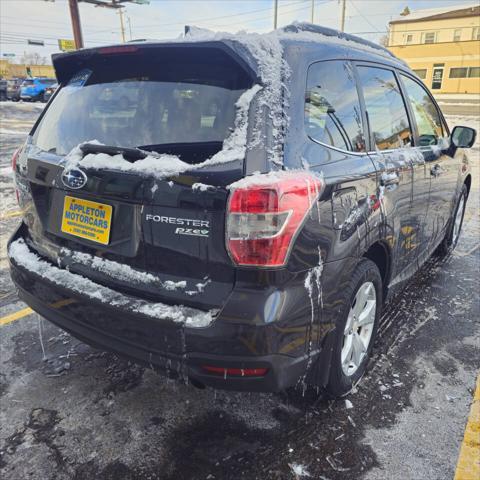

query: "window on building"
left=405, top=34, right=413, bottom=44
left=401, top=75, right=444, bottom=146
left=357, top=66, right=412, bottom=151
left=449, top=67, right=480, bottom=78
left=450, top=67, right=468, bottom=78
left=423, top=32, right=436, bottom=44
left=473, top=27, right=480, bottom=40
left=453, top=29, right=462, bottom=42
left=305, top=60, right=366, bottom=152
left=413, top=69, right=427, bottom=79
left=468, top=67, right=480, bottom=78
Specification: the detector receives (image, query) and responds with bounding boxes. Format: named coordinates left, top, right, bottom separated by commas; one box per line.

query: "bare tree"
left=20, top=52, right=47, bottom=65
left=379, top=34, right=390, bottom=47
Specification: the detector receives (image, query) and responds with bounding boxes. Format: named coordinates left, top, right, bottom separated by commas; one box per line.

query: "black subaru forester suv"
left=8, top=24, right=475, bottom=397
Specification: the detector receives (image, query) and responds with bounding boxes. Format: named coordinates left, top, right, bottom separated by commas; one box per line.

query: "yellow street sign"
left=58, top=39, right=76, bottom=52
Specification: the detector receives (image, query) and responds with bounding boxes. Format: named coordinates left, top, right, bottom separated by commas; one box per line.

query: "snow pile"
left=63, top=84, right=262, bottom=179
left=66, top=249, right=187, bottom=291
left=9, top=239, right=213, bottom=327
left=191, top=183, right=214, bottom=192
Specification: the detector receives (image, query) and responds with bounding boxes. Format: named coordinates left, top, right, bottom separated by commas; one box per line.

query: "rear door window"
left=305, top=60, right=366, bottom=152
left=400, top=74, right=444, bottom=146
left=357, top=66, right=412, bottom=151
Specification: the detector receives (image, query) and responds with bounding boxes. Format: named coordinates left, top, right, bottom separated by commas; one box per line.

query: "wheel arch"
left=464, top=174, right=472, bottom=198
left=361, top=240, right=392, bottom=302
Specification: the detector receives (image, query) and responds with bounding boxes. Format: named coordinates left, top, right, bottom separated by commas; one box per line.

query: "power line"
left=348, top=0, right=381, bottom=33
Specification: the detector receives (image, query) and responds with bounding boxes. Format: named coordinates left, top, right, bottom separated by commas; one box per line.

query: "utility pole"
left=127, top=15, right=133, bottom=41
left=65, top=1, right=148, bottom=49
left=68, top=0, right=84, bottom=49
left=340, top=0, right=346, bottom=32
left=311, top=0, right=315, bottom=23
left=273, top=0, right=278, bottom=29
left=118, top=6, right=126, bottom=42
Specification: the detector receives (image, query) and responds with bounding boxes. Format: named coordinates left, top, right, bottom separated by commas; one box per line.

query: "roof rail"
left=282, top=22, right=397, bottom=60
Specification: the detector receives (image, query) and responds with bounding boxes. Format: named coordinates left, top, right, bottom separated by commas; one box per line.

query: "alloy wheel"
left=341, top=281, right=377, bottom=377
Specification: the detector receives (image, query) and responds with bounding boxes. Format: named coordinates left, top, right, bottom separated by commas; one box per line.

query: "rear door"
left=25, top=45, right=256, bottom=310
left=398, top=73, right=456, bottom=251
left=355, top=64, right=419, bottom=282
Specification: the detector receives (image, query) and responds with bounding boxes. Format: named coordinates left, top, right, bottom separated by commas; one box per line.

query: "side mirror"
left=451, top=126, right=476, bottom=149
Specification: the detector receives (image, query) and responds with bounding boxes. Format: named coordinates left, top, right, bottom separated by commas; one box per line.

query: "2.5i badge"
left=145, top=214, right=210, bottom=238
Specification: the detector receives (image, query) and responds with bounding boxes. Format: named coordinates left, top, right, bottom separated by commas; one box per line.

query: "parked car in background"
left=8, top=24, right=475, bottom=397
left=20, top=77, right=57, bottom=102
left=43, top=83, right=58, bottom=102
left=7, top=78, right=24, bottom=101
left=0, top=79, right=7, bottom=100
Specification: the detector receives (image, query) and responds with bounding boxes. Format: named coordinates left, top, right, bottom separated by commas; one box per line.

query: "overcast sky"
left=0, top=0, right=475, bottom=63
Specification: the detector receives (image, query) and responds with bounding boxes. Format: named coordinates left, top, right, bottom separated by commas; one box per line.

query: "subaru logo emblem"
left=62, top=168, right=87, bottom=190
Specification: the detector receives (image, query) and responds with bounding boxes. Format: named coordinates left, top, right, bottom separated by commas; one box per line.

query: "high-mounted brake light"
left=226, top=172, right=324, bottom=267
left=98, top=45, right=139, bottom=55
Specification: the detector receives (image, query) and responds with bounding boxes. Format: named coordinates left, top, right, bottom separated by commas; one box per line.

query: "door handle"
left=380, top=172, right=400, bottom=187
left=431, top=164, right=442, bottom=177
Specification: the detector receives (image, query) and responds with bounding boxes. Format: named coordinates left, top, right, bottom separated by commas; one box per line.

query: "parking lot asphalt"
left=0, top=101, right=479, bottom=480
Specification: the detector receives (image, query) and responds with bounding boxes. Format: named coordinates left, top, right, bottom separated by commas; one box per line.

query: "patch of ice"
left=289, top=462, right=311, bottom=477
left=9, top=239, right=213, bottom=328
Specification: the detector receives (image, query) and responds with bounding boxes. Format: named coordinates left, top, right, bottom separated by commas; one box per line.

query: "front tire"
left=324, top=258, right=382, bottom=398
left=437, top=184, right=468, bottom=257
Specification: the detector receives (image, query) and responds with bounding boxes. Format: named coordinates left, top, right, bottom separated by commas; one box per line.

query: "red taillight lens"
left=202, top=366, right=268, bottom=377
left=12, top=148, right=21, bottom=173
left=226, top=172, right=324, bottom=267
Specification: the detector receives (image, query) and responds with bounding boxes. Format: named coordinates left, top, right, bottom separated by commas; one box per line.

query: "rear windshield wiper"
left=80, top=143, right=148, bottom=162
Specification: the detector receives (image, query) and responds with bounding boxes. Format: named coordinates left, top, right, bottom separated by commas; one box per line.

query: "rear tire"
left=436, top=185, right=468, bottom=258
left=324, top=258, right=382, bottom=398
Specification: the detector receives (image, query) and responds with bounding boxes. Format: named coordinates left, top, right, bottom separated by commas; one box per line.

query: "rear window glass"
left=305, top=60, right=366, bottom=152
left=33, top=49, right=253, bottom=156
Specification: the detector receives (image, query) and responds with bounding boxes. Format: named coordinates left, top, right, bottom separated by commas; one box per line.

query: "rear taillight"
left=226, top=172, right=324, bottom=267
left=12, top=148, right=20, bottom=173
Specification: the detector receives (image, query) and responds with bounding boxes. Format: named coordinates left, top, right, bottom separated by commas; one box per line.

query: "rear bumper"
left=8, top=224, right=336, bottom=392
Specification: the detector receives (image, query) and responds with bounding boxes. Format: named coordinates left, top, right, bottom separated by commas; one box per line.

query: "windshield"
left=33, top=55, right=252, bottom=156
left=22, top=79, right=34, bottom=86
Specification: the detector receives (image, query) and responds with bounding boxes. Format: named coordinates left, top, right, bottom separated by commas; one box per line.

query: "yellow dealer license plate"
left=61, top=196, right=113, bottom=245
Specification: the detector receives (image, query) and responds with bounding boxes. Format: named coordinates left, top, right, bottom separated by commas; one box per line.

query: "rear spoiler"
left=51, top=41, right=260, bottom=85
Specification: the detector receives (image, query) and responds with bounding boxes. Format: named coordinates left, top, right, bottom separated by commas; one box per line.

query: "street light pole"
left=311, top=0, right=315, bottom=23
left=68, top=0, right=84, bottom=49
